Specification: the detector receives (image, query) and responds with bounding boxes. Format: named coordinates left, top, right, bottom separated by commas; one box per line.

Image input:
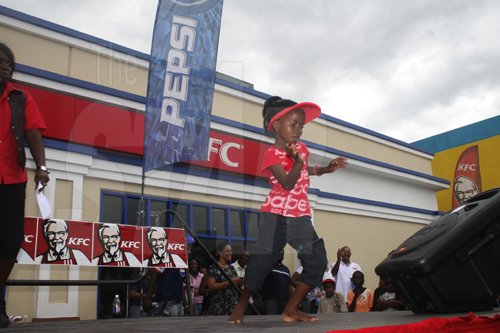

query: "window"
left=229, top=210, right=244, bottom=238
left=100, top=192, right=258, bottom=247
left=150, top=200, right=168, bottom=227
left=126, top=197, right=142, bottom=226
left=192, top=205, right=209, bottom=235
left=246, top=211, right=259, bottom=239
left=100, top=195, right=123, bottom=224
left=211, top=208, right=226, bottom=237
left=171, top=203, right=188, bottom=229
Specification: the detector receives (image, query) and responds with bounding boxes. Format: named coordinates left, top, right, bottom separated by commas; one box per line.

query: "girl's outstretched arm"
left=309, top=157, right=348, bottom=176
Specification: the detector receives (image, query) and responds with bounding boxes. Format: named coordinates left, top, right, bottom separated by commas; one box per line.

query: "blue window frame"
left=100, top=191, right=259, bottom=247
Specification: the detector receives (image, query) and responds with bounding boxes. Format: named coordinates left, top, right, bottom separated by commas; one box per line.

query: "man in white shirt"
left=331, top=246, right=362, bottom=300
left=231, top=249, right=250, bottom=278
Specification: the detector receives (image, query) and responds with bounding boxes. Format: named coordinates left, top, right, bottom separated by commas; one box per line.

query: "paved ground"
left=2, top=309, right=499, bottom=333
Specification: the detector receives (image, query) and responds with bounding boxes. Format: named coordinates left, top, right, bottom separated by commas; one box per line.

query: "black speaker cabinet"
left=375, top=188, right=500, bottom=313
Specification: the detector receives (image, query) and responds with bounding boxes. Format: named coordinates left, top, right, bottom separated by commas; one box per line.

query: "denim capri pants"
left=244, top=212, right=327, bottom=292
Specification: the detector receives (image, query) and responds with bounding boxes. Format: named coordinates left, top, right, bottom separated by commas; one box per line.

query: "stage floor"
left=3, top=309, right=499, bottom=333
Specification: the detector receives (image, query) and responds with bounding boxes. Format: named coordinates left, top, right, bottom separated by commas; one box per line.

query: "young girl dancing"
left=228, top=96, right=347, bottom=324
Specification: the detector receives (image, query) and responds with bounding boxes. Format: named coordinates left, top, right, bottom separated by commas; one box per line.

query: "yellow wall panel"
left=432, top=135, right=500, bottom=212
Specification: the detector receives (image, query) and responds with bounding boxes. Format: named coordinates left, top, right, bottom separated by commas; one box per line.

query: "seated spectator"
left=347, top=271, right=373, bottom=312
left=260, top=253, right=292, bottom=315
left=371, top=278, right=406, bottom=311
left=318, top=278, right=347, bottom=313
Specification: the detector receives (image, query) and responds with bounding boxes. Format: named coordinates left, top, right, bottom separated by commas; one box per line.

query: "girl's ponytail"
left=262, top=96, right=296, bottom=137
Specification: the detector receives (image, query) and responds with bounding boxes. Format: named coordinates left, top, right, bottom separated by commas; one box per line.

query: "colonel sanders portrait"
left=143, top=227, right=186, bottom=268
left=92, top=223, right=141, bottom=267
left=454, top=176, right=480, bottom=206
left=35, top=219, right=90, bottom=265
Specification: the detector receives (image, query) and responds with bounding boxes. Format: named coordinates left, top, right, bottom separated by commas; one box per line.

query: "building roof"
left=412, top=115, right=500, bottom=154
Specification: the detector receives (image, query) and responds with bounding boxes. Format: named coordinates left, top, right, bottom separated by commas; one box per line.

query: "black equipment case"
left=375, top=188, right=500, bottom=313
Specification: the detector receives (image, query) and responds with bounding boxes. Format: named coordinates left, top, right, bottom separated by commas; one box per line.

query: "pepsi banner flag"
left=144, top=0, right=224, bottom=172
left=17, top=217, right=188, bottom=268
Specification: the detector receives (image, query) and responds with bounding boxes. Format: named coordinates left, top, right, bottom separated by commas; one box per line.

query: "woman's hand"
left=232, top=277, right=244, bottom=286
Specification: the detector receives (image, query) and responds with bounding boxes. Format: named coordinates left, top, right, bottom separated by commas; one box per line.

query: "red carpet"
left=329, top=313, right=500, bottom=333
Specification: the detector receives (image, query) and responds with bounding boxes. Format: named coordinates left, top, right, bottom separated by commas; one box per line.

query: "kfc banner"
left=143, top=0, right=224, bottom=172
left=452, top=145, right=482, bottom=208
left=17, top=217, right=188, bottom=268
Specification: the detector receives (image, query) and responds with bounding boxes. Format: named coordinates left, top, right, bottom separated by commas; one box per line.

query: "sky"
left=1, top=0, right=499, bottom=143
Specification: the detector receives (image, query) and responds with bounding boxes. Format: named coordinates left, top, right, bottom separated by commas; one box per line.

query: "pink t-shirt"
left=189, top=272, right=204, bottom=304
left=260, top=142, right=311, bottom=217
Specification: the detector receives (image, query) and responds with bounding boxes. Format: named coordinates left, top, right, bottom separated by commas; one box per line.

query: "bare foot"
left=282, top=308, right=319, bottom=323
left=228, top=302, right=246, bottom=325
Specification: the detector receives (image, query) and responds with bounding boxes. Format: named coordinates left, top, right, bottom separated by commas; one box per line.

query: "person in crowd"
left=347, top=271, right=373, bottom=312
left=144, top=268, right=186, bottom=317
left=189, top=242, right=211, bottom=314
left=318, top=278, right=347, bottom=313
left=291, top=266, right=323, bottom=314
left=0, top=42, right=50, bottom=328
left=129, top=269, right=156, bottom=318
left=187, top=257, right=204, bottom=316
left=260, top=253, right=292, bottom=315
left=231, top=249, right=250, bottom=279
left=331, top=246, right=362, bottom=300
left=206, top=243, right=243, bottom=315
left=229, top=96, right=347, bottom=324
left=93, top=223, right=141, bottom=266
left=371, top=277, right=406, bottom=311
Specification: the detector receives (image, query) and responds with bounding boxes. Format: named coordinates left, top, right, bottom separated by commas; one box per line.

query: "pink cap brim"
left=267, top=102, right=321, bottom=130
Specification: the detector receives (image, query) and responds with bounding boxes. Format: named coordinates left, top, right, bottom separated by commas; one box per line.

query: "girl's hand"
left=288, top=143, right=298, bottom=158
left=327, top=157, right=348, bottom=173
left=288, top=143, right=304, bottom=164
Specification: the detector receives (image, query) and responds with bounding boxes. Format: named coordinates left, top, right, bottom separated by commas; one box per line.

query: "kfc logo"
left=143, top=227, right=187, bottom=268
left=121, top=241, right=141, bottom=249
left=457, top=163, right=477, bottom=172
left=24, top=235, right=35, bottom=243
left=452, top=145, right=482, bottom=208
left=167, top=243, right=186, bottom=251
left=93, top=223, right=142, bottom=267
left=208, top=137, right=242, bottom=168
left=36, top=219, right=91, bottom=265
left=68, top=238, right=91, bottom=246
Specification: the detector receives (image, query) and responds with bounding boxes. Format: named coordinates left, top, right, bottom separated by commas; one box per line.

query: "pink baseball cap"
left=267, top=102, right=321, bottom=130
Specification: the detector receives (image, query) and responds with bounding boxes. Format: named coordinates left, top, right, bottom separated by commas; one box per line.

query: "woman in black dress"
left=206, top=243, right=243, bottom=315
